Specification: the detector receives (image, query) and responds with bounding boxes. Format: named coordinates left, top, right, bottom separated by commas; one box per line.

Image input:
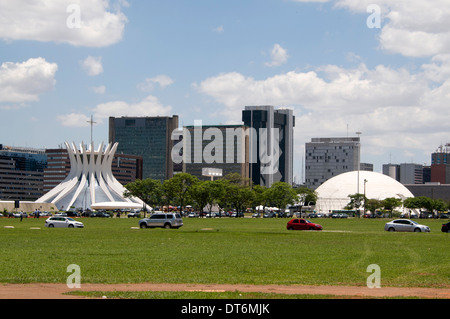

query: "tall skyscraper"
left=242, top=105, right=295, bottom=187
left=305, top=137, right=360, bottom=189
left=109, top=116, right=179, bottom=182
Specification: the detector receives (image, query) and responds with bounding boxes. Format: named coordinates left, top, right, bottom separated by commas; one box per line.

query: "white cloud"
left=137, top=75, right=174, bottom=92
left=56, top=113, right=91, bottom=128
left=94, top=95, right=172, bottom=119
left=265, top=44, right=288, bottom=67
left=81, top=56, right=103, bottom=76
left=58, top=95, right=172, bottom=127
left=0, top=0, right=128, bottom=47
left=0, top=57, right=58, bottom=104
left=333, top=0, right=450, bottom=57
left=196, top=60, right=450, bottom=159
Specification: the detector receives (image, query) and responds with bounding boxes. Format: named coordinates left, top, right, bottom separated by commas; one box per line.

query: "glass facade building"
left=305, top=137, right=360, bottom=189
left=109, top=116, right=179, bottom=181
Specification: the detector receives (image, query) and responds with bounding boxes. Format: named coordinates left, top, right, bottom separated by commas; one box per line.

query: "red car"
left=287, top=218, right=322, bottom=231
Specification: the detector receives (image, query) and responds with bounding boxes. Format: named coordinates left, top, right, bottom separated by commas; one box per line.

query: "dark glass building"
left=109, top=116, right=179, bottom=181
left=242, top=105, right=295, bottom=187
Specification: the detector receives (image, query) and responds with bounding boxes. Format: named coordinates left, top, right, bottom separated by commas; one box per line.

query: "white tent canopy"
left=91, top=202, right=151, bottom=211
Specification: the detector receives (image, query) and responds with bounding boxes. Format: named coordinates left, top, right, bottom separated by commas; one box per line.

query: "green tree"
left=365, top=198, right=383, bottom=216
left=345, top=193, right=367, bottom=217
left=265, top=182, right=297, bottom=211
left=190, top=180, right=226, bottom=214
left=162, top=173, right=199, bottom=213
left=124, top=179, right=163, bottom=215
left=381, top=197, right=403, bottom=218
left=295, top=186, right=318, bottom=215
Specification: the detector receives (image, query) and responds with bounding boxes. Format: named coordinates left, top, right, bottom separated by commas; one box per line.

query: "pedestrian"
left=20, top=211, right=23, bottom=222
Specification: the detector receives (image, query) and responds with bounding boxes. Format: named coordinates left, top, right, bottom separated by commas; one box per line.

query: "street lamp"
left=363, top=179, right=368, bottom=217
left=355, top=132, right=362, bottom=194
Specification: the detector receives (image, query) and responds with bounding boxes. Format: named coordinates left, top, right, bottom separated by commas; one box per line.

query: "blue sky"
left=1, top=0, right=450, bottom=182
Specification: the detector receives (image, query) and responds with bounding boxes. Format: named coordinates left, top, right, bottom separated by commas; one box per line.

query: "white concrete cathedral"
left=37, top=142, right=146, bottom=211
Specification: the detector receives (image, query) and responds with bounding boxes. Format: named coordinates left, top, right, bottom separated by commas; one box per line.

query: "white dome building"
left=315, top=171, right=414, bottom=214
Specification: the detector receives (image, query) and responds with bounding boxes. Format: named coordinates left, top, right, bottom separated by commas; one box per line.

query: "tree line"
left=123, top=172, right=318, bottom=214
left=345, top=193, right=449, bottom=217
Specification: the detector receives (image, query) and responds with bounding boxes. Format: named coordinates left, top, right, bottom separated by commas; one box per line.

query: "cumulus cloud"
left=0, top=0, right=128, bottom=47
left=333, top=0, right=450, bottom=57
left=265, top=44, right=288, bottom=67
left=81, top=56, right=103, bottom=76
left=0, top=57, right=58, bottom=104
left=195, top=60, right=450, bottom=157
left=56, top=113, right=91, bottom=127
left=58, top=95, right=172, bottom=127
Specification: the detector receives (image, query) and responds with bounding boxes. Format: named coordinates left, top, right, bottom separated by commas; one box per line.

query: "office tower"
left=0, top=145, right=47, bottom=201
left=383, top=164, right=400, bottom=180
left=430, top=144, right=450, bottom=183
left=242, top=105, right=295, bottom=187
left=305, top=137, right=360, bottom=189
left=109, top=116, right=179, bottom=182
left=399, top=163, right=423, bottom=184
left=182, top=124, right=250, bottom=181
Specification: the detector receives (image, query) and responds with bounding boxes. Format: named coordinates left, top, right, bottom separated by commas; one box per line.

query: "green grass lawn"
left=0, top=217, right=448, bottom=289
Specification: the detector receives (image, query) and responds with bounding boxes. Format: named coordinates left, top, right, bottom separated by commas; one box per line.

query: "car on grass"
left=139, top=212, right=183, bottom=229
left=287, top=218, right=323, bottom=231
left=442, top=222, right=450, bottom=233
left=384, top=219, right=430, bottom=232
left=127, top=211, right=141, bottom=218
left=45, top=216, right=84, bottom=228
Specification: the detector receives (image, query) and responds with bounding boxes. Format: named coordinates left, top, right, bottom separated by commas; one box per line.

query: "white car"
left=384, top=219, right=430, bottom=232
left=45, top=216, right=84, bottom=228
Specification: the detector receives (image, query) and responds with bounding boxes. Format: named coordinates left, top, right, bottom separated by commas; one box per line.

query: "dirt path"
left=1, top=282, right=449, bottom=299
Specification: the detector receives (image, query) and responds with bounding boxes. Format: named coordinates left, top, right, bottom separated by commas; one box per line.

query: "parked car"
left=286, top=218, right=323, bottom=231
left=384, top=219, right=430, bottom=232
left=90, top=212, right=111, bottom=218
left=188, top=212, right=198, bottom=218
left=127, top=211, right=141, bottom=218
left=13, top=212, right=28, bottom=218
left=263, top=212, right=277, bottom=218
left=45, top=217, right=84, bottom=228
left=231, top=212, right=244, bottom=218
left=442, top=222, right=450, bottom=233
left=139, top=212, right=183, bottom=229
left=55, top=212, right=68, bottom=217
left=252, top=212, right=261, bottom=218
